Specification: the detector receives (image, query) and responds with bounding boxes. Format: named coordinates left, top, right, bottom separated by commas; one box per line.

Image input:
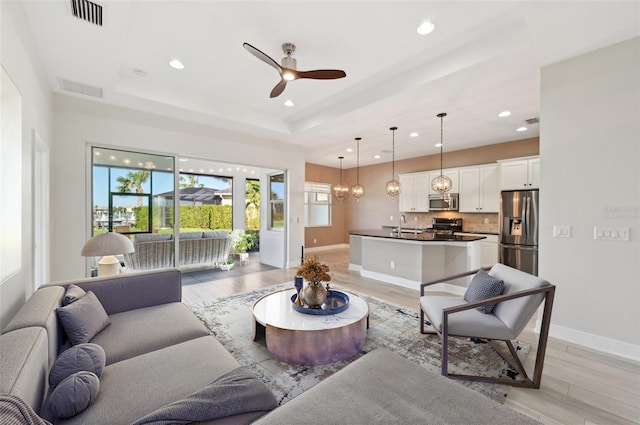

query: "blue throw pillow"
left=463, top=270, right=505, bottom=314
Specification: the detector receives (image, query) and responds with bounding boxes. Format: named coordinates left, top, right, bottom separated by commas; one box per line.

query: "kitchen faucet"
left=398, top=214, right=406, bottom=233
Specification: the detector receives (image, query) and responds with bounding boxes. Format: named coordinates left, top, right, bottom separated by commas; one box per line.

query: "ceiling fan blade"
left=243, top=42, right=282, bottom=74
left=296, top=69, right=347, bottom=80
left=270, top=80, right=288, bottom=98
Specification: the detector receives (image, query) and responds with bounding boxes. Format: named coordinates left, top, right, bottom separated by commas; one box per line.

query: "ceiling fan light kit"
left=431, top=112, right=452, bottom=194
left=386, top=127, right=401, bottom=197
left=243, top=42, right=346, bottom=98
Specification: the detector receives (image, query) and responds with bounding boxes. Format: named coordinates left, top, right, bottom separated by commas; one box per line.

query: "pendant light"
left=332, top=156, right=349, bottom=201
left=431, top=113, right=452, bottom=194
left=351, top=137, right=365, bottom=198
left=385, top=127, right=400, bottom=197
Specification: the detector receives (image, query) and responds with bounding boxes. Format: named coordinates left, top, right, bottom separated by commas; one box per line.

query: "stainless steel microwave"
left=428, top=193, right=459, bottom=211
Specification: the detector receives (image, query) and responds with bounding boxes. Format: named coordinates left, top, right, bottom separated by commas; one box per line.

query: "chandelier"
left=351, top=137, right=365, bottom=198
left=385, top=127, right=400, bottom=197
left=431, top=113, right=452, bottom=194
left=332, top=156, right=349, bottom=201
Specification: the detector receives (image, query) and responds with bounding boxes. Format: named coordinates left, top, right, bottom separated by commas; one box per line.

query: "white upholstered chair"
left=419, top=263, right=555, bottom=388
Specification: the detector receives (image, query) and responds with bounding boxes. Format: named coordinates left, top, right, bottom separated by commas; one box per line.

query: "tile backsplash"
left=404, top=212, right=499, bottom=234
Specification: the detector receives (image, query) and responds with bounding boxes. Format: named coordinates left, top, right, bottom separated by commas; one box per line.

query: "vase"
left=302, top=283, right=327, bottom=308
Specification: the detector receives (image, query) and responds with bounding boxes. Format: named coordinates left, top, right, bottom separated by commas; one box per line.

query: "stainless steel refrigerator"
left=500, top=189, right=539, bottom=275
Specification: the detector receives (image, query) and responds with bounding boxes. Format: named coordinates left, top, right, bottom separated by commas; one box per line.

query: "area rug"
left=188, top=283, right=529, bottom=405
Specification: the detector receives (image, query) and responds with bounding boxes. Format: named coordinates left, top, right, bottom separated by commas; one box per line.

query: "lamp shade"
left=81, top=233, right=135, bottom=257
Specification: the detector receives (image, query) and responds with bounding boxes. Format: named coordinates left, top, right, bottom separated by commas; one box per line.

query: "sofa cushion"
left=179, top=231, right=203, bottom=240
left=49, top=344, right=106, bottom=387
left=203, top=230, right=229, bottom=238
left=47, top=371, right=100, bottom=419
left=62, top=285, right=86, bottom=306
left=56, top=291, right=111, bottom=345
left=89, top=302, right=210, bottom=365
left=57, top=336, right=240, bottom=425
left=463, top=270, right=504, bottom=314
left=134, top=233, right=172, bottom=243
left=0, top=328, right=49, bottom=415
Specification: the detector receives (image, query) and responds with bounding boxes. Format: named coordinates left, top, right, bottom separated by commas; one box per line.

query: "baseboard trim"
left=353, top=268, right=466, bottom=296
left=544, top=322, right=640, bottom=362
left=305, top=244, right=349, bottom=253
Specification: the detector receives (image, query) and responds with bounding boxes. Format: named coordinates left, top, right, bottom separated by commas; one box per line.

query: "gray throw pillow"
left=463, top=270, right=505, bottom=314
left=48, top=371, right=100, bottom=419
left=49, top=343, right=106, bottom=387
left=62, top=284, right=87, bottom=306
left=202, top=231, right=229, bottom=238
left=134, top=233, right=172, bottom=243
left=179, top=231, right=203, bottom=240
left=56, top=291, right=111, bottom=345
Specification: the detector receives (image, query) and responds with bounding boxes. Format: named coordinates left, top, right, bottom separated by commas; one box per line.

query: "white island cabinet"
left=349, top=230, right=484, bottom=293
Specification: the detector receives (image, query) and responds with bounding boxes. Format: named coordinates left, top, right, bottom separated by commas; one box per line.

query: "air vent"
left=59, top=78, right=104, bottom=98
left=70, top=0, right=103, bottom=26
left=525, top=117, right=539, bottom=125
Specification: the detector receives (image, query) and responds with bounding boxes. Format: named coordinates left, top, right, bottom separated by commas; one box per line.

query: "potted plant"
left=296, top=256, right=331, bottom=308
left=230, top=229, right=255, bottom=253
left=219, top=257, right=235, bottom=271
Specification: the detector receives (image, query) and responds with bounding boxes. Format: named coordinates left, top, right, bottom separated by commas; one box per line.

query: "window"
left=269, top=173, right=285, bottom=230
left=304, top=182, right=331, bottom=227
left=178, top=172, right=233, bottom=231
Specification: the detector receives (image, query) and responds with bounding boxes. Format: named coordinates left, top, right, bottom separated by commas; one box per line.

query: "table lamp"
left=81, top=233, right=135, bottom=276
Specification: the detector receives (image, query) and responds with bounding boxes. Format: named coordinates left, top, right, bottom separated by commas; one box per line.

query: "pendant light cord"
left=390, top=127, right=397, bottom=180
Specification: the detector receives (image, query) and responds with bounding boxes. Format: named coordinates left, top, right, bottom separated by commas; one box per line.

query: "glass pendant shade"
left=386, top=127, right=400, bottom=197
left=351, top=137, right=365, bottom=198
left=431, top=112, right=451, bottom=194
left=332, top=156, right=349, bottom=201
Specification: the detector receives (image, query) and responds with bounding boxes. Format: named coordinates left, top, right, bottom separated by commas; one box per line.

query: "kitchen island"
left=349, top=230, right=485, bottom=291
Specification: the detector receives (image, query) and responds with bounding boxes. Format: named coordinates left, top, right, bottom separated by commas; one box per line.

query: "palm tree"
left=117, top=171, right=150, bottom=206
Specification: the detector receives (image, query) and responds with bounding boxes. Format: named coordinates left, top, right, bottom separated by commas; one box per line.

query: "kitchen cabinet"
left=398, top=172, right=430, bottom=212
left=428, top=169, right=459, bottom=195
left=498, top=156, right=540, bottom=190
left=455, top=233, right=498, bottom=267
left=458, top=164, right=499, bottom=213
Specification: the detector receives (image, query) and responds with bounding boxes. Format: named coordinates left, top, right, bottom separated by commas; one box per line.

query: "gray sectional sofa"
left=1, top=268, right=541, bottom=425
left=123, top=231, right=232, bottom=271
left=0, top=269, right=274, bottom=424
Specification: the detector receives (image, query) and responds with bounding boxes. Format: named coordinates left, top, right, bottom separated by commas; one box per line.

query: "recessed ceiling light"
left=516, top=126, right=528, bottom=132
left=417, top=21, right=435, bottom=35
left=284, top=100, right=294, bottom=107
left=435, top=143, right=443, bottom=147
left=410, top=132, right=419, bottom=138
left=374, top=155, right=381, bottom=159
left=346, top=148, right=353, bottom=153
left=169, top=59, right=184, bottom=70
left=179, top=158, right=188, bottom=162
left=498, top=110, right=511, bottom=118
left=133, top=69, right=148, bottom=78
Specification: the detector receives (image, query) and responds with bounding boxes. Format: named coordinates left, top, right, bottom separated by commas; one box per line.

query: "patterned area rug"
left=188, top=283, right=529, bottom=405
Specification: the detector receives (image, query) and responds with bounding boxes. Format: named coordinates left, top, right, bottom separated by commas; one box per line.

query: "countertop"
left=350, top=229, right=486, bottom=242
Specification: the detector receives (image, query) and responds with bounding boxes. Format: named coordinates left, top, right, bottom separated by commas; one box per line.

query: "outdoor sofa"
left=123, top=231, right=232, bottom=271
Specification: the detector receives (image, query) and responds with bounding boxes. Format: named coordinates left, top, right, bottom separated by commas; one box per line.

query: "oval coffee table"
left=252, top=288, right=369, bottom=365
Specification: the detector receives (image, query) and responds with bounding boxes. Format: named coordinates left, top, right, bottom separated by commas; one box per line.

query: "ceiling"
left=20, top=1, right=640, bottom=168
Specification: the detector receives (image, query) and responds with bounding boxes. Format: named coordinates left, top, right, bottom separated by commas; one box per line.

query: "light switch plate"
left=594, top=227, right=630, bottom=241
left=553, top=225, right=571, bottom=238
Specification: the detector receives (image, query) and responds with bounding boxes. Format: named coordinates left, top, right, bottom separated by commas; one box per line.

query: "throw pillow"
left=56, top=291, right=111, bottom=345
left=47, top=371, right=100, bottom=419
left=49, top=343, right=106, bottom=387
left=463, top=270, right=505, bottom=314
left=62, top=285, right=87, bottom=306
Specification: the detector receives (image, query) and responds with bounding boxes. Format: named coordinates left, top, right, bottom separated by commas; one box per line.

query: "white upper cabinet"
left=398, top=172, right=430, bottom=212
left=428, top=169, right=459, bottom=195
left=498, top=156, right=540, bottom=190
left=458, top=164, right=499, bottom=213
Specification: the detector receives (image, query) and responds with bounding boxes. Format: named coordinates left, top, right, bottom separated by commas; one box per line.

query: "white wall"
left=540, top=37, right=639, bottom=360
left=52, top=96, right=305, bottom=280
left=0, top=1, right=53, bottom=329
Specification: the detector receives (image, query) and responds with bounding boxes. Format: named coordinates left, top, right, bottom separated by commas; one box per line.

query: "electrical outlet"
left=390, top=215, right=394, bottom=222
left=594, top=227, right=629, bottom=241
left=484, top=217, right=489, bottom=224
left=390, top=261, right=395, bottom=269
left=313, top=238, right=317, bottom=244
left=553, top=225, right=571, bottom=238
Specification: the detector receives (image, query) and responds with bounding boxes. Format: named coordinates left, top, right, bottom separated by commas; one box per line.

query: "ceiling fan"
left=243, top=42, right=346, bottom=98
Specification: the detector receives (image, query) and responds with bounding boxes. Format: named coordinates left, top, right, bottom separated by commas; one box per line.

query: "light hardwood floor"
left=182, top=247, right=640, bottom=425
